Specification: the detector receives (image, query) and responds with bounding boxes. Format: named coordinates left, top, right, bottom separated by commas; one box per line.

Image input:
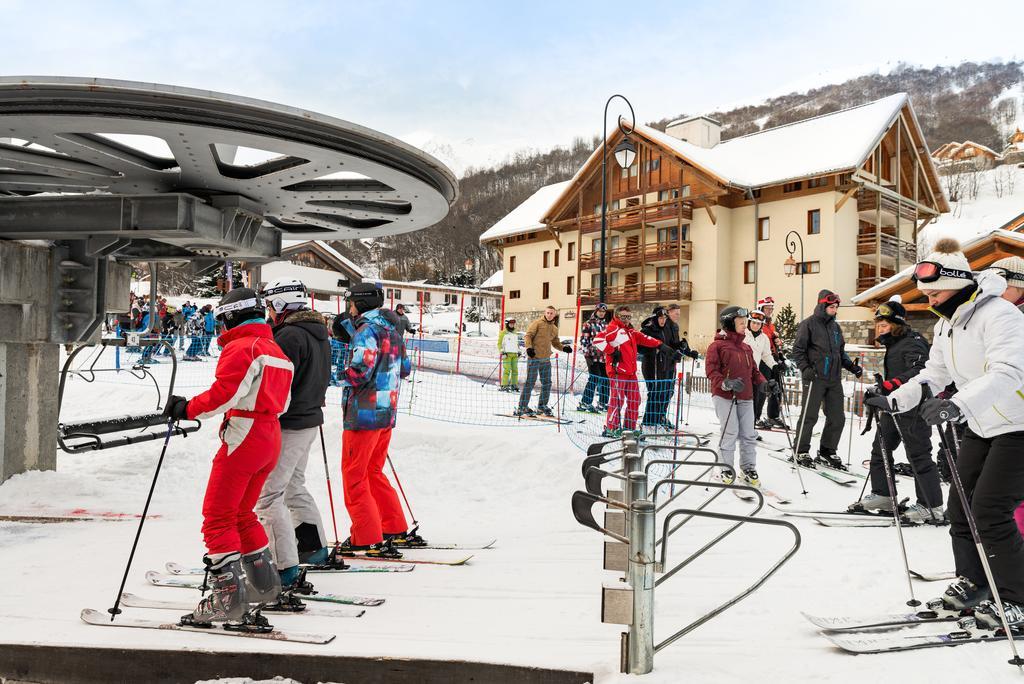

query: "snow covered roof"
left=258, top=261, right=353, bottom=295
left=281, top=239, right=364, bottom=277
left=638, top=92, right=909, bottom=188
left=478, top=180, right=572, bottom=243
left=480, top=270, right=502, bottom=289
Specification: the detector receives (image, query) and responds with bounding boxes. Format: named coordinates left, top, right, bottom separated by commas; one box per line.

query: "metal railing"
left=578, top=281, right=692, bottom=305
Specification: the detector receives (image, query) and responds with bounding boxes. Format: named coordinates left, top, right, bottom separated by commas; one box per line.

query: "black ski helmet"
left=214, top=287, right=266, bottom=329
left=719, top=305, right=749, bottom=332
left=348, top=282, right=384, bottom=314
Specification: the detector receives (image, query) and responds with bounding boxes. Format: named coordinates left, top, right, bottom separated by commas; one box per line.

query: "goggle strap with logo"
left=263, top=283, right=306, bottom=298
left=912, top=261, right=974, bottom=283
left=214, top=297, right=261, bottom=318
left=989, top=267, right=1024, bottom=283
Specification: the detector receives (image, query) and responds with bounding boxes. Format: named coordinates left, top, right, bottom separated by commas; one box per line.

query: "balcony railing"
left=575, top=199, right=693, bottom=234
left=578, top=240, right=693, bottom=270
left=578, top=281, right=693, bottom=305
left=856, top=230, right=916, bottom=264
left=857, top=189, right=917, bottom=224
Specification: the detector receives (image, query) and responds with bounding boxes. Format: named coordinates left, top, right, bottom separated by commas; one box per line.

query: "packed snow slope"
left=0, top=370, right=1021, bottom=683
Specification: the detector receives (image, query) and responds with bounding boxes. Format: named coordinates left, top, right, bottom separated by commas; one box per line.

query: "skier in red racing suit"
left=164, top=287, right=294, bottom=625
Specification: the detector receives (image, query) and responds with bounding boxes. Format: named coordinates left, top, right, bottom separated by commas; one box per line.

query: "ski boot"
left=180, top=553, right=250, bottom=626
left=535, top=405, right=554, bottom=417
left=790, top=452, right=815, bottom=469
left=815, top=451, right=847, bottom=471
left=242, top=546, right=282, bottom=608
left=388, top=525, right=428, bottom=548
left=595, top=402, right=609, bottom=412
left=768, top=417, right=789, bottom=430
left=741, top=467, right=761, bottom=488
left=263, top=566, right=310, bottom=613
left=715, top=467, right=736, bottom=486
left=755, top=418, right=772, bottom=430
left=657, top=419, right=676, bottom=431
left=940, top=577, right=991, bottom=611
left=601, top=427, right=622, bottom=439
left=848, top=492, right=894, bottom=514
left=901, top=503, right=946, bottom=525
left=298, top=546, right=330, bottom=566
left=893, top=462, right=915, bottom=477
left=974, top=600, right=1024, bottom=631
left=512, top=406, right=535, bottom=417
left=577, top=401, right=596, bottom=413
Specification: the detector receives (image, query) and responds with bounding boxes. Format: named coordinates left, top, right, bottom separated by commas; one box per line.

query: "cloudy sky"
left=1, top=0, right=1020, bottom=173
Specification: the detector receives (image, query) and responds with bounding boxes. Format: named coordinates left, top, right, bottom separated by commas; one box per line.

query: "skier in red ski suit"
left=164, top=288, right=294, bottom=624
left=593, top=306, right=674, bottom=435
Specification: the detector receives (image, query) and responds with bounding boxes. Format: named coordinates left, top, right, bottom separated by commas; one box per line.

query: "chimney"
left=665, top=115, right=722, bottom=149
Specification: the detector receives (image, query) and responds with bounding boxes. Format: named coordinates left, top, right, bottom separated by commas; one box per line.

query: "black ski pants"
left=869, top=410, right=943, bottom=508
left=753, top=362, right=781, bottom=421
left=795, top=377, right=844, bottom=455
left=948, top=428, right=1024, bottom=605
left=581, top=359, right=609, bottom=407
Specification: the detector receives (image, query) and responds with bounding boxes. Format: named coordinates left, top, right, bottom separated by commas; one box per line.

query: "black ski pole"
left=928, top=385, right=1024, bottom=667
left=780, top=377, right=813, bottom=495
left=107, top=419, right=175, bottom=621
left=480, top=358, right=502, bottom=388
left=887, top=412, right=944, bottom=523
left=873, top=407, right=919, bottom=607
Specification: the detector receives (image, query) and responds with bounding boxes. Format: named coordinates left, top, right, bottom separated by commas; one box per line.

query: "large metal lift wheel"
left=0, top=76, right=458, bottom=241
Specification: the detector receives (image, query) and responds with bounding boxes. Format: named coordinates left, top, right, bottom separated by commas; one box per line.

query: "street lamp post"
left=464, top=248, right=482, bottom=335
left=599, top=95, right=637, bottom=305
left=783, top=230, right=805, bottom=319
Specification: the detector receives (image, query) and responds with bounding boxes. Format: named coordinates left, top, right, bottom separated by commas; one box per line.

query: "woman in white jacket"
left=881, top=238, right=1024, bottom=629
left=745, top=309, right=778, bottom=430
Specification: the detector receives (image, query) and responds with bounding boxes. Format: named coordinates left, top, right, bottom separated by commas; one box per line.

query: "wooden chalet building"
left=481, top=93, right=949, bottom=344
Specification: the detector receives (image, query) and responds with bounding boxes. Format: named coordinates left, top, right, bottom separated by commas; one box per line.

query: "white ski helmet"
left=262, top=277, right=308, bottom=313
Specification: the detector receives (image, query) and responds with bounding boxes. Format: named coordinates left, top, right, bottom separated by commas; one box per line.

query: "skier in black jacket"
left=850, top=299, right=943, bottom=523
left=254, top=278, right=333, bottom=592
left=791, top=289, right=863, bottom=469
left=640, top=307, right=674, bottom=428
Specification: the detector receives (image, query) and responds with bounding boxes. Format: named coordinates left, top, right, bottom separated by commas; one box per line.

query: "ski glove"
left=164, top=395, right=189, bottom=421
left=686, top=349, right=700, bottom=360
left=864, top=393, right=896, bottom=413
left=800, top=367, right=815, bottom=382
left=611, top=349, right=622, bottom=365
left=562, top=344, right=572, bottom=353
left=920, top=398, right=963, bottom=426
left=849, top=363, right=864, bottom=378
left=526, top=347, right=536, bottom=358
left=766, top=379, right=780, bottom=395
left=721, top=378, right=745, bottom=393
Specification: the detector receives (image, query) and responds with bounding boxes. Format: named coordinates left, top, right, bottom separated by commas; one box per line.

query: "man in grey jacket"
left=395, top=303, right=416, bottom=336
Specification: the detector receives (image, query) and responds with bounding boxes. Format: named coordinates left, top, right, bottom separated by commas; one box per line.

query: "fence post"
left=455, top=294, right=465, bottom=374
left=570, top=296, right=581, bottom=395
left=626, top=498, right=656, bottom=675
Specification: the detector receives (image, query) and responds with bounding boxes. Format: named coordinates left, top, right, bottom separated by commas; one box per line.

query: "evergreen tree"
left=774, top=303, right=798, bottom=348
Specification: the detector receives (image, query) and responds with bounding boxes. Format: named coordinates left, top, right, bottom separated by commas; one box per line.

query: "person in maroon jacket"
left=593, top=306, right=678, bottom=437
left=705, top=306, right=772, bottom=487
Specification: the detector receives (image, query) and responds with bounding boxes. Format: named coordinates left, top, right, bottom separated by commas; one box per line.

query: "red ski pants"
left=606, top=373, right=640, bottom=431
left=202, top=416, right=280, bottom=555
left=342, top=427, right=407, bottom=546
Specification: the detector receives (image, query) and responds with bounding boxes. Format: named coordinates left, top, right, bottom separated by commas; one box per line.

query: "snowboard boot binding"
left=242, top=546, right=282, bottom=608
left=181, top=553, right=250, bottom=627
left=940, top=577, right=991, bottom=612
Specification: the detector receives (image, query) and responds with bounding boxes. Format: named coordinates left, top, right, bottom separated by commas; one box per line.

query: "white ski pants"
left=255, top=426, right=327, bottom=570
left=712, top=395, right=758, bottom=471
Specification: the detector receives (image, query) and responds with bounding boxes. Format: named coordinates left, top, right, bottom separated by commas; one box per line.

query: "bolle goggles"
left=818, top=294, right=841, bottom=306
left=986, top=266, right=1024, bottom=283
left=748, top=310, right=766, bottom=322
left=617, top=312, right=633, bottom=321
left=912, top=261, right=973, bottom=284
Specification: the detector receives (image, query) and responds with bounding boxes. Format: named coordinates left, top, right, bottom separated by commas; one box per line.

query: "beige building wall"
left=501, top=235, right=581, bottom=336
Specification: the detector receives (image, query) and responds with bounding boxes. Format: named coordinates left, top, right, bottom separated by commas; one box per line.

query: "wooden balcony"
left=856, top=230, right=916, bottom=264
left=577, top=199, right=693, bottom=234
left=857, top=189, right=917, bottom=226
left=578, top=281, right=693, bottom=305
left=578, top=240, right=693, bottom=270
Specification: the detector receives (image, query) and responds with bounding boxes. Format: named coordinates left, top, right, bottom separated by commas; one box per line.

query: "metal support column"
left=625, top=499, right=656, bottom=675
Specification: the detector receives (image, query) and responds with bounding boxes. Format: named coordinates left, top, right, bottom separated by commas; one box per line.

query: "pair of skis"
left=494, top=412, right=581, bottom=425
left=803, top=603, right=1014, bottom=653
left=763, top=450, right=862, bottom=486
left=767, top=502, right=949, bottom=528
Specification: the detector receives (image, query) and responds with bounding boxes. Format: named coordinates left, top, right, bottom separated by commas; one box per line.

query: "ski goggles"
left=748, top=310, right=766, bottom=322
left=616, top=311, right=633, bottom=321
left=818, top=294, right=841, bottom=306
left=595, top=302, right=608, bottom=311
left=213, top=297, right=261, bottom=321
left=986, top=266, right=1024, bottom=283
left=911, top=261, right=973, bottom=284
left=873, top=303, right=905, bottom=322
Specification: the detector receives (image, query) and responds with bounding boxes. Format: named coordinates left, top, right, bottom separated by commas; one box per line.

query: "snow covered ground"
left=1, top=365, right=1022, bottom=682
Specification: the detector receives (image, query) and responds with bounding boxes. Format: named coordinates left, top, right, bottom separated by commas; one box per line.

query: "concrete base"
left=0, top=342, right=58, bottom=483
left=0, top=644, right=594, bottom=684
